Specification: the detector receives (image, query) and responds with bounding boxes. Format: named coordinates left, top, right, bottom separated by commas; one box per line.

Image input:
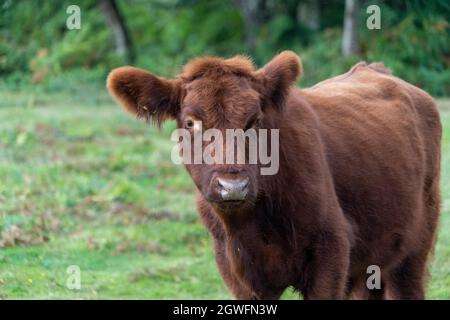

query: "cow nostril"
left=215, top=177, right=249, bottom=201
left=217, top=177, right=249, bottom=190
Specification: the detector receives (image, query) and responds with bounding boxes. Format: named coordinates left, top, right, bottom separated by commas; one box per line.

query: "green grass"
left=0, top=92, right=449, bottom=299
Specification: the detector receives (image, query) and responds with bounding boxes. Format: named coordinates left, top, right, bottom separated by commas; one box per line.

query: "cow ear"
left=256, top=51, right=302, bottom=111
left=107, top=66, right=181, bottom=125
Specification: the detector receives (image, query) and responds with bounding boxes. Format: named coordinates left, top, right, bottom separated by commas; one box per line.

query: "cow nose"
left=216, top=177, right=249, bottom=201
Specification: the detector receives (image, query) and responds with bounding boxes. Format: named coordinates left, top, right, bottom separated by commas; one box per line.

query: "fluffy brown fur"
left=107, top=51, right=441, bottom=300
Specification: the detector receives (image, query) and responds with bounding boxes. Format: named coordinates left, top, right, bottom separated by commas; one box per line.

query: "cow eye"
left=185, top=119, right=194, bottom=129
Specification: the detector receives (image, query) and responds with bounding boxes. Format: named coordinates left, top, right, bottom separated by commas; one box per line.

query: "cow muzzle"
left=212, top=176, right=249, bottom=202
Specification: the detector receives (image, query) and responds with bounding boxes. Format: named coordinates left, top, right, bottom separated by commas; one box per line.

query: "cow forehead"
left=182, top=76, right=260, bottom=120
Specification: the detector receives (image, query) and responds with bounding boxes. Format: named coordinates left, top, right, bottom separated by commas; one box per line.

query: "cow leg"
left=346, top=277, right=368, bottom=299
left=346, top=277, right=387, bottom=300
left=212, top=240, right=254, bottom=299
left=302, top=232, right=351, bottom=300
left=390, top=254, right=427, bottom=300
left=389, top=188, right=439, bottom=300
left=214, top=241, right=286, bottom=299
left=367, top=278, right=387, bottom=300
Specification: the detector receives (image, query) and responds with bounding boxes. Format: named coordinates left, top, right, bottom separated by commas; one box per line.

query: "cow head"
left=107, top=51, right=302, bottom=213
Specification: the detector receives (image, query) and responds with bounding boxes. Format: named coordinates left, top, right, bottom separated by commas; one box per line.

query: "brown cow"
left=107, top=51, right=441, bottom=299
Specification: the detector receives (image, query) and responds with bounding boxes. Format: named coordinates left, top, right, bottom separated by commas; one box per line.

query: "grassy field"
left=0, top=91, right=449, bottom=299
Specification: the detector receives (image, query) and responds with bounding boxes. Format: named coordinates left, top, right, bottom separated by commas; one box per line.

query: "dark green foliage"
left=360, top=0, right=449, bottom=96
left=0, top=0, right=448, bottom=95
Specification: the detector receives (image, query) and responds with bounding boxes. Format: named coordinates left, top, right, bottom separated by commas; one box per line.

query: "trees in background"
left=99, top=0, right=134, bottom=63
left=342, top=0, right=359, bottom=56
left=0, top=0, right=448, bottom=96
left=299, top=0, right=320, bottom=31
left=234, top=0, right=270, bottom=51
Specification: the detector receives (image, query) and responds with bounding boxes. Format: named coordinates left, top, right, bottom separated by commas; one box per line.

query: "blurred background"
left=0, top=0, right=449, bottom=299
